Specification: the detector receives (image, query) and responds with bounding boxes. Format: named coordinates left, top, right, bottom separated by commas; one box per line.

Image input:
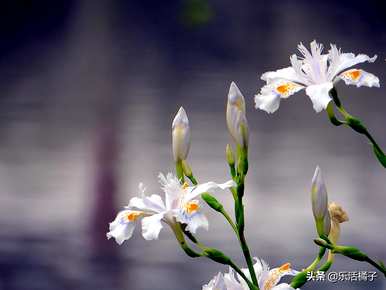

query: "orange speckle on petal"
left=279, top=262, right=291, bottom=272
left=276, top=83, right=298, bottom=96
left=184, top=201, right=200, bottom=214
left=344, top=69, right=361, bottom=80
left=126, top=211, right=142, bottom=222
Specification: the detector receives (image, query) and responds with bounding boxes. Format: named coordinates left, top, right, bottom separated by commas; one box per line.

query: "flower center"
left=184, top=200, right=200, bottom=214
left=125, top=211, right=142, bottom=222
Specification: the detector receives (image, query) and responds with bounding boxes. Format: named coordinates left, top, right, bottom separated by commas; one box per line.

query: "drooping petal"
left=128, top=194, right=165, bottom=213
left=329, top=49, right=377, bottom=78
left=186, top=212, right=209, bottom=233
left=106, top=210, right=138, bottom=245
left=106, top=222, right=136, bottom=245
left=224, top=268, right=244, bottom=290
left=202, top=272, right=227, bottom=290
left=261, top=66, right=305, bottom=84
left=175, top=208, right=209, bottom=234
left=141, top=212, right=165, bottom=240
left=272, top=283, right=297, bottom=290
left=305, top=82, right=333, bottom=113
left=262, top=263, right=299, bottom=290
left=255, top=81, right=304, bottom=113
left=339, top=69, right=380, bottom=88
left=252, top=258, right=270, bottom=289
left=184, top=179, right=236, bottom=202
left=254, top=90, right=281, bottom=113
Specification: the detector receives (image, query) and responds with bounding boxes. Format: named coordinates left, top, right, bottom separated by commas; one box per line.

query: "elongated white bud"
left=172, top=107, right=191, bottom=161
left=226, top=82, right=249, bottom=148
left=311, top=166, right=329, bottom=236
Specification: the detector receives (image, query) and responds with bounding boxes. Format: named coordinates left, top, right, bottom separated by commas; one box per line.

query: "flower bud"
left=203, top=248, right=231, bottom=265
left=226, top=82, right=249, bottom=148
left=172, top=107, right=191, bottom=161
left=225, top=144, right=235, bottom=166
left=323, top=210, right=331, bottom=237
left=311, top=166, right=329, bottom=237
left=202, top=193, right=224, bottom=212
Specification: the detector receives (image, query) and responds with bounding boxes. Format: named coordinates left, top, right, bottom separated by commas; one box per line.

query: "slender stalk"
left=220, top=208, right=238, bottom=234
left=290, top=247, right=327, bottom=288
left=179, top=228, right=256, bottom=289
left=228, top=260, right=258, bottom=290
left=328, top=88, right=386, bottom=167
left=176, top=160, right=184, bottom=182
left=184, top=156, right=258, bottom=289
left=314, top=238, right=386, bottom=277
left=235, top=177, right=259, bottom=288
left=365, top=257, right=386, bottom=277
left=305, top=247, right=326, bottom=272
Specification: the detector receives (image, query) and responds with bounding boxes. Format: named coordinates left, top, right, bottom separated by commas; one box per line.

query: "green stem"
left=235, top=177, right=259, bottom=288
left=329, top=88, right=386, bottom=168
left=176, top=160, right=184, bottom=183
left=314, top=238, right=386, bottom=277
left=326, top=102, right=345, bottom=126
left=228, top=260, right=258, bottom=290
left=290, top=247, right=326, bottom=288
left=364, top=257, right=386, bottom=277
left=305, top=247, right=326, bottom=271
left=318, top=259, right=333, bottom=272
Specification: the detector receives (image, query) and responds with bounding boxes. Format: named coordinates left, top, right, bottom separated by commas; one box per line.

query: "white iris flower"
left=203, top=258, right=300, bottom=290
left=107, top=173, right=235, bottom=245
left=255, top=40, right=379, bottom=113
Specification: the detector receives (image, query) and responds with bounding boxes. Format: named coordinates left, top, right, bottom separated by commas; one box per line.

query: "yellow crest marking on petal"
left=184, top=200, right=200, bottom=214
left=263, top=262, right=292, bottom=290
left=182, top=181, right=190, bottom=190
left=263, top=273, right=278, bottom=290
left=275, top=82, right=299, bottom=97
left=343, top=69, right=362, bottom=81
left=126, top=211, right=142, bottom=222
left=279, top=262, right=291, bottom=272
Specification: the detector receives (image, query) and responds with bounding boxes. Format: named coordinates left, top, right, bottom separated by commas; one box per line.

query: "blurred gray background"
left=0, top=0, right=385, bottom=289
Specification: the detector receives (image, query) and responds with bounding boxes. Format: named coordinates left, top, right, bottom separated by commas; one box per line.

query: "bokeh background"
left=0, top=0, right=385, bottom=289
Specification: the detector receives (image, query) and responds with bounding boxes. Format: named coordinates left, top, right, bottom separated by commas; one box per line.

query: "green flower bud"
left=313, top=238, right=333, bottom=250
left=226, top=144, right=235, bottom=166
left=201, top=193, right=223, bottom=212
left=203, top=248, right=231, bottom=265
left=333, top=245, right=367, bottom=261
